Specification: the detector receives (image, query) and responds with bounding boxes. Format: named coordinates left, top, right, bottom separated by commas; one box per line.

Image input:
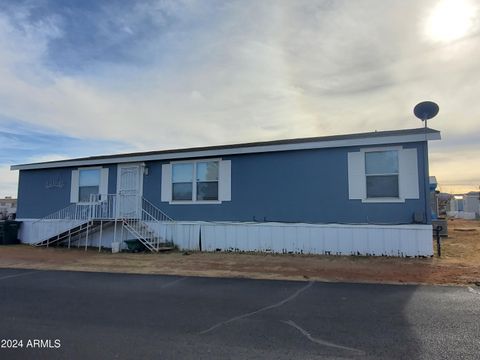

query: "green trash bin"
left=124, top=239, right=147, bottom=252
left=0, top=220, right=21, bottom=245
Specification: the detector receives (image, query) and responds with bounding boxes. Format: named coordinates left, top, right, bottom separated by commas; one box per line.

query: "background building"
left=0, top=196, right=17, bottom=220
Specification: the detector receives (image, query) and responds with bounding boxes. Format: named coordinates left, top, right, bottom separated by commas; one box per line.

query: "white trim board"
left=11, top=132, right=441, bottom=170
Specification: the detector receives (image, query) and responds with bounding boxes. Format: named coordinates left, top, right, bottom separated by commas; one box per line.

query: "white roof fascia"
left=10, top=132, right=441, bottom=171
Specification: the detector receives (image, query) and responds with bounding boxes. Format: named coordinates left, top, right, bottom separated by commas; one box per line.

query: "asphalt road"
left=0, top=268, right=478, bottom=360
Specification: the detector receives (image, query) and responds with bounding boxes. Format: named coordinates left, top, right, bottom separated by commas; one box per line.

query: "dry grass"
left=0, top=219, right=478, bottom=285
left=438, top=219, right=480, bottom=266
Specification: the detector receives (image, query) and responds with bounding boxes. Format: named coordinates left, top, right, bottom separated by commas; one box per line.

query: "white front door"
left=117, top=163, right=143, bottom=218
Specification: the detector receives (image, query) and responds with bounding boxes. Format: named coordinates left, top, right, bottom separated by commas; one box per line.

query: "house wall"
left=16, top=165, right=117, bottom=219
left=144, top=142, right=430, bottom=224
left=16, top=142, right=430, bottom=224
left=464, top=194, right=480, bottom=215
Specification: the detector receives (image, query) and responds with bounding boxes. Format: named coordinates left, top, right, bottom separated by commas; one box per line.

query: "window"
left=171, top=161, right=219, bottom=202
left=348, top=147, right=419, bottom=202
left=71, top=167, right=108, bottom=203
left=172, top=163, right=194, bottom=201
left=365, top=150, right=399, bottom=198
left=78, top=169, right=101, bottom=202
left=162, top=159, right=230, bottom=203
left=196, top=161, right=219, bottom=200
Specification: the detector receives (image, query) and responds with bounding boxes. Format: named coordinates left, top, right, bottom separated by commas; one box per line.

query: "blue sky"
left=1, top=0, right=480, bottom=196
left=0, top=115, right=126, bottom=164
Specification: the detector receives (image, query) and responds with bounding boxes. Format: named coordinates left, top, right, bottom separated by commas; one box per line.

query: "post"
left=435, top=225, right=442, bottom=257
left=113, top=219, right=118, bottom=244
left=111, top=194, right=120, bottom=254
left=121, top=220, right=124, bottom=243
left=99, top=220, right=103, bottom=252
left=198, top=227, right=202, bottom=252
left=85, top=221, right=89, bottom=252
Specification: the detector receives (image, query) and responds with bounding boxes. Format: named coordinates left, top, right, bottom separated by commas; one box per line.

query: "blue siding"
left=17, top=165, right=117, bottom=218
left=144, top=142, right=430, bottom=224
left=17, top=168, right=73, bottom=219
left=17, top=143, right=430, bottom=224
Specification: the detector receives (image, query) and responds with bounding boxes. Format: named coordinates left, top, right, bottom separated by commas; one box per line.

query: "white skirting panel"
left=17, top=219, right=127, bottom=250
left=17, top=219, right=433, bottom=257
left=168, top=222, right=433, bottom=257
left=446, top=211, right=477, bottom=220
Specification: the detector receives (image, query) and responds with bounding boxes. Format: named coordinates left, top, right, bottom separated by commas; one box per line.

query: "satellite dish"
left=414, top=101, right=439, bottom=121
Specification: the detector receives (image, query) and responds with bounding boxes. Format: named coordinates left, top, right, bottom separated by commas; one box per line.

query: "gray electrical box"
left=432, top=219, right=448, bottom=237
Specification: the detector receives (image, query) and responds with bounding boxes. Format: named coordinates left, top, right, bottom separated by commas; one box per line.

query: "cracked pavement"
left=0, top=268, right=479, bottom=359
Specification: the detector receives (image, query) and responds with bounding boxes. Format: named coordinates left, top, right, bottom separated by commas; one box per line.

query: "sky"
left=0, top=0, right=479, bottom=197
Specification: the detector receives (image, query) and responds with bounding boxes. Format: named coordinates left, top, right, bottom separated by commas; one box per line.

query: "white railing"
left=141, top=197, right=173, bottom=222
left=122, top=197, right=174, bottom=251
left=31, top=194, right=174, bottom=250
left=122, top=220, right=157, bottom=251
left=86, top=194, right=118, bottom=219
left=31, top=203, right=91, bottom=244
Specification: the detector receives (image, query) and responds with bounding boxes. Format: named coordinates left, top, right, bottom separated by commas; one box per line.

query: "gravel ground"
left=0, top=219, right=478, bottom=285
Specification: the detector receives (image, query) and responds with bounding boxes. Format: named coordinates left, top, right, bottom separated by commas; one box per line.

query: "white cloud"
left=0, top=166, right=18, bottom=198
left=0, top=0, right=479, bottom=193
left=1, top=153, right=68, bottom=198
left=22, top=154, right=69, bottom=164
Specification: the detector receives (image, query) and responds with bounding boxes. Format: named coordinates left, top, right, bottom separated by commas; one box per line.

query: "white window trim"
left=170, top=158, right=222, bottom=204
left=360, top=146, right=405, bottom=203
left=362, top=198, right=405, bottom=203
left=77, top=166, right=103, bottom=204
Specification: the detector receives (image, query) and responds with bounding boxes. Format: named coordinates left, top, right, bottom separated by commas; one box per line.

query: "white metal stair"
left=34, top=220, right=114, bottom=248
left=119, top=196, right=174, bottom=252
left=30, top=194, right=174, bottom=252
left=122, top=220, right=173, bottom=252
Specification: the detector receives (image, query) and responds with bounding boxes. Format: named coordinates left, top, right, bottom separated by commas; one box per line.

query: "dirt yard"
left=0, top=219, right=479, bottom=285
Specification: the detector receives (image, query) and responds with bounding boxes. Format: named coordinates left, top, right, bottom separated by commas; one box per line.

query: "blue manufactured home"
left=11, top=127, right=441, bottom=256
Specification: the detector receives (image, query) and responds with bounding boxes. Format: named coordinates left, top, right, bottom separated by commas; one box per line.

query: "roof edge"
left=11, top=127, right=441, bottom=171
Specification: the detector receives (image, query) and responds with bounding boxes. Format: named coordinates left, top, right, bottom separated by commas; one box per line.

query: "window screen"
left=365, top=151, right=399, bottom=198
left=79, top=169, right=101, bottom=202
left=172, top=163, right=193, bottom=201
left=196, top=161, right=219, bottom=201
left=171, top=161, right=219, bottom=201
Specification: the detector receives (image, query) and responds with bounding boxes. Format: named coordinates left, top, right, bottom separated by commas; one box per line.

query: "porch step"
left=31, top=194, right=174, bottom=253
left=157, top=246, right=174, bottom=251
left=121, top=219, right=172, bottom=252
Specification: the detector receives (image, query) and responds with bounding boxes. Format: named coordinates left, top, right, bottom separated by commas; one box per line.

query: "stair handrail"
left=120, top=196, right=174, bottom=251
left=30, top=194, right=174, bottom=249
left=141, top=197, right=173, bottom=222
left=31, top=202, right=92, bottom=244
left=141, top=196, right=174, bottom=248
left=121, top=221, right=157, bottom=252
